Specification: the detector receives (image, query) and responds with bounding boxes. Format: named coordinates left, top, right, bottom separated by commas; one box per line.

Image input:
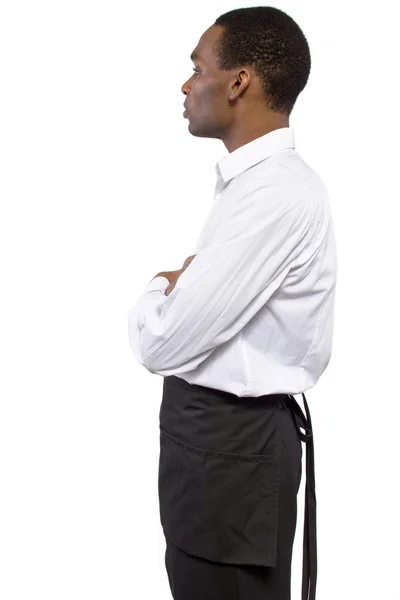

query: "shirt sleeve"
left=126, top=275, right=169, bottom=365
left=127, top=182, right=314, bottom=375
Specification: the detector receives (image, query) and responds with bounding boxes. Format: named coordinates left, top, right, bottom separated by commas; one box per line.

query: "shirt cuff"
left=145, top=276, right=169, bottom=293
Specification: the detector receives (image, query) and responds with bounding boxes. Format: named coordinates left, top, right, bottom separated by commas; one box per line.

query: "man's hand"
left=151, top=268, right=182, bottom=285
left=151, top=254, right=196, bottom=296
left=165, top=254, right=196, bottom=296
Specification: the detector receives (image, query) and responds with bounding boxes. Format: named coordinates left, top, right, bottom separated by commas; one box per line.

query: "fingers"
left=166, top=256, right=196, bottom=296
left=182, top=254, right=196, bottom=269
left=165, top=280, right=177, bottom=296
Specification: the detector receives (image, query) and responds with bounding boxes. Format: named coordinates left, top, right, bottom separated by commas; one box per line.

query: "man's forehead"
left=190, top=26, right=219, bottom=63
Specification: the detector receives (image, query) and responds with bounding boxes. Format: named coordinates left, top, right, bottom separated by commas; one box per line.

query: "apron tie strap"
left=284, top=393, right=317, bottom=600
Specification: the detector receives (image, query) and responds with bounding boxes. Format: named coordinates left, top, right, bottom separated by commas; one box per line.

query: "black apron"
left=158, top=375, right=316, bottom=600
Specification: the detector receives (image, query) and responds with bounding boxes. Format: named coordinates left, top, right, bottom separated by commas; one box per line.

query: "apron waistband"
left=282, top=393, right=317, bottom=600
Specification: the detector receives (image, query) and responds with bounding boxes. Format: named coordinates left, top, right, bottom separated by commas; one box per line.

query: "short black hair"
left=213, top=6, right=311, bottom=116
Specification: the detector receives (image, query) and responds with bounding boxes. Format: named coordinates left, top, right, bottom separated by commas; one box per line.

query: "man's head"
left=181, top=7, right=311, bottom=152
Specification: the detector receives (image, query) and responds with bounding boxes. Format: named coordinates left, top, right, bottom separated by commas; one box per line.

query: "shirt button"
left=215, top=193, right=221, bottom=199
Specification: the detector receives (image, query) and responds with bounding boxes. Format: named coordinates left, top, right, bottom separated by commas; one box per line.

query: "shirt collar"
left=215, top=126, right=295, bottom=183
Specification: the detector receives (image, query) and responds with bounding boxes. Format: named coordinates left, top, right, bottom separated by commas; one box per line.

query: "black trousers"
left=158, top=375, right=316, bottom=600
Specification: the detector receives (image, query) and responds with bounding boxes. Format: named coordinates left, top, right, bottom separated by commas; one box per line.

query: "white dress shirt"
left=127, top=126, right=337, bottom=396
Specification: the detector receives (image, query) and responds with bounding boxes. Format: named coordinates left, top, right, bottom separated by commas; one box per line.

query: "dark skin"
left=153, top=255, right=196, bottom=296
left=154, top=23, right=289, bottom=291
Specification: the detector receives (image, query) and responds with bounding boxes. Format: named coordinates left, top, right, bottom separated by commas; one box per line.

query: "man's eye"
left=192, top=68, right=200, bottom=75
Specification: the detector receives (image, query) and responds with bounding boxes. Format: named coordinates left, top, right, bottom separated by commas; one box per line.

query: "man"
left=127, top=6, right=337, bottom=600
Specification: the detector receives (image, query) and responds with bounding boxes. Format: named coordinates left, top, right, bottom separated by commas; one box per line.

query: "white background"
left=1, top=0, right=399, bottom=598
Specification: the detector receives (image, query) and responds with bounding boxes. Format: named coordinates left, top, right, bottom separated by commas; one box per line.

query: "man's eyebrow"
left=190, top=50, right=201, bottom=62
